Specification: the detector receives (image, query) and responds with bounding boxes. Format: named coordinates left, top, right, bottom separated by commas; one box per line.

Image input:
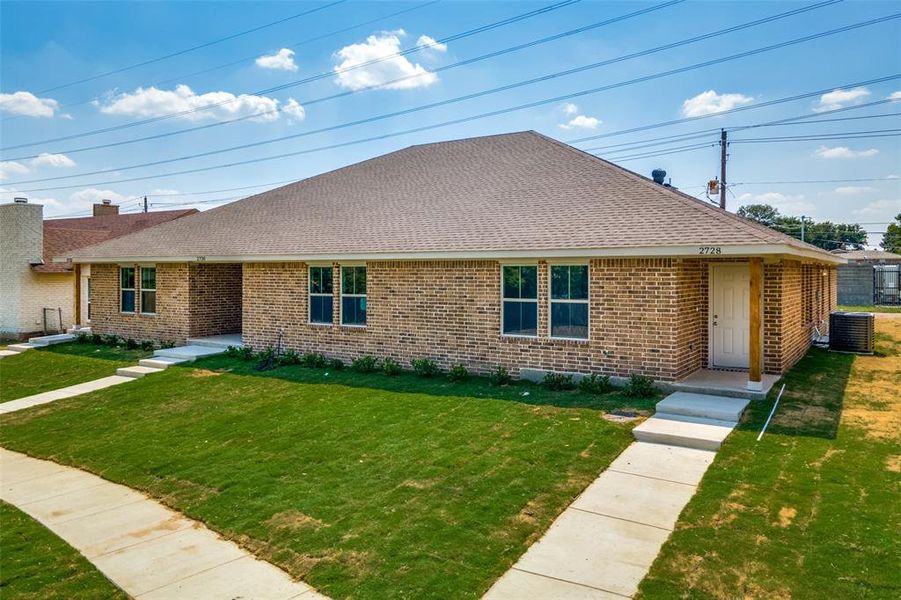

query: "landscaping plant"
left=327, top=357, right=345, bottom=370
left=623, top=373, right=655, bottom=398
left=543, top=372, right=575, bottom=391
left=382, top=357, right=402, bottom=376
left=411, top=358, right=440, bottom=378
left=301, top=352, right=328, bottom=368
left=447, top=363, right=469, bottom=382
left=579, top=373, right=611, bottom=395
left=488, top=365, right=512, bottom=386
left=279, top=349, right=301, bottom=366
left=352, top=355, right=380, bottom=373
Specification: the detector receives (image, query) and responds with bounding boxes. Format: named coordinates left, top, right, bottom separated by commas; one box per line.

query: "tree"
left=736, top=204, right=781, bottom=227
left=735, top=203, right=867, bottom=251
left=882, top=213, right=901, bottom=254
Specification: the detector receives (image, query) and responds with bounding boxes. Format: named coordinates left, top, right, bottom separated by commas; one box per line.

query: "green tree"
left=735, top=203, right=867, bottom=251
left=882, top=213, right=901, bottom=253
left=736, top=204, right=781, bottom=227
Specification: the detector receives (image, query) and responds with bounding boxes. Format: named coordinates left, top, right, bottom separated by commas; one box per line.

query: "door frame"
left=707, top=261, right=762, bottom=369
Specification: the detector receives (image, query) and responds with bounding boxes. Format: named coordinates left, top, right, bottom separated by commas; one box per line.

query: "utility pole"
left=800, top=215, right=806, bottom=242
left=143, top=196, right=148, bottom=213
left=719, top=129, right=727, bottom=210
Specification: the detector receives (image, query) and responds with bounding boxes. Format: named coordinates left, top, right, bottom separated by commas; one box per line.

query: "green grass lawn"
left=0, top=501, right=126, bottom=599
left=838, top=304, right=901, bottom=314
left=0, top=357, right=652, bottom=599
left=0, top=343, right=150, bottom=402
left=639, top=316, right=901, bottom=599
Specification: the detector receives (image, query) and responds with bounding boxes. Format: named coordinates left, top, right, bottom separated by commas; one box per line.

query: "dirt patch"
left=266, top=509, right=327, bottom=531
left=773, top=404, right=835, bottom=430
left=809, top=447, right=842, bottom=469
left=841, top=356, right=901, bottom=441
left=886, top=455, right=901, bottom=473
left=400, top=479, right=436, bottom=490
left=776, top=506, right=797, bottom=528
left=190, top=369, right=224, bottom=378
left=128, top=514, right=186, bottom=539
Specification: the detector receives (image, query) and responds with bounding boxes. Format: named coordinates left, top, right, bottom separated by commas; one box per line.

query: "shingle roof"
left=65, top=131, right=836, bottom=262
left=37, top=209, right=197, bottom=272
left=832, top=249, right=901, bottom=262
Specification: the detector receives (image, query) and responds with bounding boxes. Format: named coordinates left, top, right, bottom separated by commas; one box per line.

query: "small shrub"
left=543, top=372, right=575, bottom=391
left=579, top=373, right=611, bottom=395
left=301, top=352, right=328, bottom=368
left=447, top=363, right=469, bottom=382
left=224, top=345, right=242, bottom=358
left=140, top=340, right=155, bottom=352
left=90, top=333, right=104, bottom=345
left=412, top=358, right=440, bottom=378
left=124, top=338, right=139, bottom=350
left=255, top=347, right=279, bottom=371
left=238, top=345, right=256, bottom=361
left=103, top=334, right=120, bottom=346
left=382, top=357, right=402, bottom=376
left=279, top=349, right=301, bottom=365
left=624, top=373, right=656, bottom=398
left=352, top=355, right=380, bottom=373
left=159, top=339, right=176, bottom=349
left=327, top=357, right=345, bottom=370
left=488, top=366, right=512, bottom=386
left=75, top=332, right=90, bottom=344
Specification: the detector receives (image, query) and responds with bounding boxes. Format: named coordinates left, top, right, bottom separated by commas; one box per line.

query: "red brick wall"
left=189, top=264, right=242, bottom=337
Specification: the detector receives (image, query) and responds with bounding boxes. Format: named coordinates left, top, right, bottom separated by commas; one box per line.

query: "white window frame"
left=308, top=265, right=334, bottom=325
left=500, top=264, right=539, bottom=338
left=548, top=263, right=590, bottom=341
left=340, top=265, right=367, bottom=327
left=139, top=266, right=157, bottom=315
left=120, top=266, right=136, bottom=314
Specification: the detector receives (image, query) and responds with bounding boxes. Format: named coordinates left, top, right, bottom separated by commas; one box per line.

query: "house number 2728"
left=698, top=247, right=722, bottom=255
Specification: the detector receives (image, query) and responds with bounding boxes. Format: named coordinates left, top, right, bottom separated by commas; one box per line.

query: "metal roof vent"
left=829, top=312, right=874, bottom=354
left=651, top=169, right=666, bottom=185
left=13, top=197, right=28, bottom=203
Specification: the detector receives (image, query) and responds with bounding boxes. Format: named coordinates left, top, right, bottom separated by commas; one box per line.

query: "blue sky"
left=1, top=0, right=899, bottom=247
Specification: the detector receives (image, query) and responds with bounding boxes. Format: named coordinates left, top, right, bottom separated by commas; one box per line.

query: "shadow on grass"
left=190, top=355, right=660, bottom=413
left=738, top=347, right=854, bottom=441
left=40, top=342, right=151, bottom=363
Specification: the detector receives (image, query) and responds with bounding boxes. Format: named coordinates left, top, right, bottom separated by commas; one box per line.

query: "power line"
left=33, top=1, right=347, bottom=95
left=10, top=10, right=893, bottom=189
left=733, top=177, right=899, bottom=185
left=1, top=0, right=583, bottom=150
left=3, top=0, right=688, bottom=161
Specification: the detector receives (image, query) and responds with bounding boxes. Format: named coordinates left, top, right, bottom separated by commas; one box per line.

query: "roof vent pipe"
left=102, top=198, right=112, bottom=205
left=651, top=169, right=667, bottom=185
left=13, top=197, right=28, bottom=203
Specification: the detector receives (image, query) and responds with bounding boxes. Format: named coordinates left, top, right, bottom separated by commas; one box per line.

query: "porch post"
left=748, top=257, right=763, bottom=390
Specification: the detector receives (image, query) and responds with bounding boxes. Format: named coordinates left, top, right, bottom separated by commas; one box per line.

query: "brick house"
left=0, top=198, right=195, bottom=338
left=60, top=132, right=842, bottom=391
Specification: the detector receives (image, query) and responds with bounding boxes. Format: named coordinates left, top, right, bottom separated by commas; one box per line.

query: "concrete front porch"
left=186, top=333, right=243, bottom=349
left=671, top=368, right=778, bottom=401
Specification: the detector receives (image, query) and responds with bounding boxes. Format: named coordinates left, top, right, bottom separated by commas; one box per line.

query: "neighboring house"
left=832, top=249, right=901, bottom=305
left=60, top=132, right=843, bottom=390
left=0, top=198, right=196, bottom=338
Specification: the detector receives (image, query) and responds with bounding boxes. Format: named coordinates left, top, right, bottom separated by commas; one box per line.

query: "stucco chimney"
left=93, top=199, right=119, bottom=216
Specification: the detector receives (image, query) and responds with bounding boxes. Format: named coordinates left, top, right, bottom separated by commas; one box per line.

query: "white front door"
left=711, top=264, right=750, bottom=369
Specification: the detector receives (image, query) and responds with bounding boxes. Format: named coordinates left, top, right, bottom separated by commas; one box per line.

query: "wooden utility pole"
left=143, top=196, right=148, bottom=213
left=719, top=129, right=727, bottom=209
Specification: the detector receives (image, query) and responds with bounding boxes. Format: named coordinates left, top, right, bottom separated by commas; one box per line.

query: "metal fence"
left=875, top=266, right=900, bottom=305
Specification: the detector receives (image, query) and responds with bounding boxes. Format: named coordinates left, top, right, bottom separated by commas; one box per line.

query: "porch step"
left=7, top=343, right=37, bottom=352
left=116, top=365, right=164, bottom=379
left=633, top=413, right=738, bottom=451
left=139, top=357, right=188, bottom=369
left=27, top=333, right=76, bottom=347
left=185, top=336, right=242, bottom=350
left=153, top=345, right=226, bottom=361
left=655, top=392, right=750, bottom=422
left=67, top=325, right=91, bottom=334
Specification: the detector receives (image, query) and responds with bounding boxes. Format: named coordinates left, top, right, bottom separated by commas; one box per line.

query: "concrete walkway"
left=0, top=376, right=135, bottom=415
left=485, top=392, right=748, bottom=599
left=0, top=448, right=325, bottom=599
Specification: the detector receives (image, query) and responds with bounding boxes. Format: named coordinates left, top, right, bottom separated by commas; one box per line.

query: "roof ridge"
left=529, top=130, right=830, bottom=253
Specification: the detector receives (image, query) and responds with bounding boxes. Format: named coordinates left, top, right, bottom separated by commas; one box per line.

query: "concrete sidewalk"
left=0, top=448, right=326, bottom=600
left=485, top=442, right=716, bottom=599
left=0, top=376, right=134, bottom=415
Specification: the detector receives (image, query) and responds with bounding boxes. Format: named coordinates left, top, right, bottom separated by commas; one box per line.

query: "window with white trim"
left=341, top=266, right=367, bottom=326
left=550, top=264, right=589, bottom=339
left=502, top=265, right=538, bottom=336
left=120, top=267, right=135, bottom=313
left=309, top=266, right=334, bottom=324
left=140, top=267, right=157, bottom=314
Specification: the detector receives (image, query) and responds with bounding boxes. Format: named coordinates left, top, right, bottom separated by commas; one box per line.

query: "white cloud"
left=69, top=188, right=127, bottom=205
left=814, top=146, right=879, bottom=159
left=681, top=90, right=753, bottom=117
left=0, top=91, right=61, bottom=118
left=333, top=31, right=440, bottom=90
left=834, top=186, right=876, bottom=195
left=737, top=191, right=813, bottom=215
left=255, top=48, right=298, bottom=72
left=282, top=98, right=305, bottom=122
left=31, top=153, right=76, bottom=169
left=96, top=84, right=304, bottom=123
left=813, top=87, right=870, bottom=112
left=852, top=198, right=901, bottom=217
left=559, top=115, right=601, bottom=130
left=889, top=91, right=901, bottom=102
left=563, top=102, right=578, bottom=115
left=416, top=35, right=447, bottom=53
left=0, top=161, right=30, bottom=180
